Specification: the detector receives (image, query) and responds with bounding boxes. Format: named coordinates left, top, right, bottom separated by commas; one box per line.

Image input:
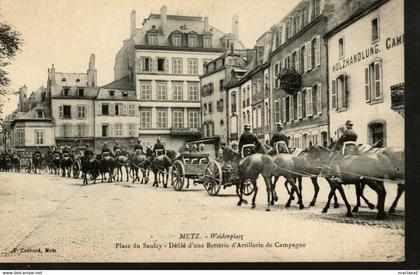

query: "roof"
left=97, top=77, right=136, bottom=100
left=102, top=76, right=134, bottom=90
left=50, top=85, right=99, bottom=99
left=12, top=101, right=53, bottom=124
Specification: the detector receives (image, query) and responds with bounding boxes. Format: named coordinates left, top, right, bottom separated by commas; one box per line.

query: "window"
left=172, top=82, right=183, bottom=101
left=282, top=98, right=287, bottom=123
left=289, top=95, right=294, bottom=121
left=148, top=34, right=157, bottom=45
left=314, top=36, right=320, bottom=67
left=101, top=104, right=109, bottom=116
left=300, top=45, right=306, bottom=73
left=208, top=102, right=213, bottom=114
left=109, top=90, right=115, bottom=97
left=332, top=74, right=348, bottom=110
left=365, top=60, right=383, bottom=102
left=338, top=37, right=344, bottom=58
left=188, top=83, right=199, bottom=101
left=37, top=110, right=44, bottom=119
left=203, top=103, right=207, bottom=116
left=140, top=82, right=151, bottom=100
left=78, top=89, right=84, bottom=96
left=172, top=35, right=182, bottom=47
left=265, top=101, right=270, bottom=126
left=252, top=107, right=257, bottom=128
left=101, top=124, right=109, bottom=137
left=115, top=123, right=123, bottom=136
left=231, top=93, right=237, bottom=113
left=306, top=87, right=313, bottom=116
left=188, top=58, right=198, bottom=75
left=122, top=91, right=128, bottom=97
left=157, top=58, right=165, bottom=72
left=188, top=35, right=197, bottom=47
left=297, top=92, right=303, bottom=119
left=314, top=84, right=322, bottom=115
left=128, top=124, right=137, bottom=137
left=188, top=111, right=199, bottom=129
left=372, top=17, right=379, bottom=43
left=292, top=50, right=299, bottom=72
left=257, top=106, right=262, bottom=128
left=204, top=37, right=212, bottom=48
left=140, top=110, right=151, bottom=128
left=128, top=104, right=135, bottom=116
left=172, top=110, right=183, bottom=128
left=15, top=130, right=24, bottom=146
left=310, top=38, right=316, bottom=69
left=274, top=63, right=280, bottom=88
left=368, top=121, right=386, bottom=147
left=63, top=87, right=70, bottom=96
left=61, top=105, right=71, bottom=119
left=140, top=57, right=151, bottom=72
left=172, top=58, right=183, bottom=74
left=156, top=110, right=168, bottom=129
left=217, top=99, right=224, bottom=112
left=62, top=78, right=66, bottom=82
left=76, top=124, right=87, bottom=137
left=274, top=100, right=280, bottom=123
left=35, top=130, right=44, bottom=145
left=247, top=86, right=250, bottom=106
left=156, top=82, right=167, bottom=100
left=77, top=105, right=86, bottom=119
left=63, top=124, right=72, bottom=137
left=115, top=103, right=123, bottom=116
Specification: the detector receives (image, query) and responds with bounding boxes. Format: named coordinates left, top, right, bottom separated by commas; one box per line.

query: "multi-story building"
left=269, top=0, right=332, bottom=149
left=325, top=0, right=404, bottom=147
left=48, top=54, right=99, bottom=149
left=113, top=6, right=239, bottom=149
left=200, top=49, right=247, bottom=143
left=94, top=76, right=139, bottom=152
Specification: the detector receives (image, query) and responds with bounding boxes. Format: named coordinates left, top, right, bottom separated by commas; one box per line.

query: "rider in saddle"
left=32, top=146, right=42, bottom=160
left=84, top=143, right=94, bottom=160
left=62, top=145, right=70, bottom=155
left=152, top=137, right=166, bottom=157
left=270, top=122, right=289, bottom=153
left=238, top=124, right=261, bottom=158
left=134, top=138, right=143, bottom=154
left=114, top=141, right=121, bottom=156
left=101, top=142, right=112, bottom=156
left=52, top=146, right=61, bottom=156
left=331, top=120, right=359, bottom=183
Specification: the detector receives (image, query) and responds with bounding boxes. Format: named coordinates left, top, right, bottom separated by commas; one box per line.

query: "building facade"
left=325, top=0, right=404, bottom=147
left=270, top=0, right=331, bottom=149
left=48, top=54, right=98, bottom=149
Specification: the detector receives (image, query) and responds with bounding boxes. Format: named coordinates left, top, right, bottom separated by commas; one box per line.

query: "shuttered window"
left=297, top=92, right=302, bottom=119
left=306, top=87, right=313, bottom=116
left=317, top=84, right=322, bottom=115
left=282, top=98, right=287, bottom=123
left=289, top=95, right=294, bottom=121
left=331, top=80, right=337, bottom=109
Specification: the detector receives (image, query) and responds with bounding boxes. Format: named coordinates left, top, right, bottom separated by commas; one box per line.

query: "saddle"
left=241, top=144, right=256, bottom=158
left=341, top=141, right=358, bottom=156
left=155, top=149, right=165, bottom=157
left=274, top=141, right=289, bottom=154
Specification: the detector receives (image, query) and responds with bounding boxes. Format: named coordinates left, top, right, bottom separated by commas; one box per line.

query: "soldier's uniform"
left=335, top=128, right=358, bottom=152
left=238, top=126, right=261, bottom=158
left=101, top=145, right=111, bottom=155
left=153, top=142, right=165, bottom=156
left=84, top=146, right=94, bottom=159
left=134, top=143, right=143, bottom=152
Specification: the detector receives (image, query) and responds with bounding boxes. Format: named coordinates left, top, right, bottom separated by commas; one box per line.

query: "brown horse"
left=114, top=150, right=130, bottom=182
left=223, top=146, right=303, bottom=211
left=304, top=144, right=402, bottom=219
left=129, top=148, right=152, bottom=184
left=151, top=149, right=178, bottom=188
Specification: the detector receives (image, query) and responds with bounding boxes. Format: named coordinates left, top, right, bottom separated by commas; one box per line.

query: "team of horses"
left=0, top=142, right=404, bottom=220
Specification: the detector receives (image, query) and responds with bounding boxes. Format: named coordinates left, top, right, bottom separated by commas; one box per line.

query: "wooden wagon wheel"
left=171, top=160, right=185, bottom=191
left=72, top=159, right=81, bottom=179
left=242, top=179, right=255, bottom=196
left=204, top=160, right=222, bottom=196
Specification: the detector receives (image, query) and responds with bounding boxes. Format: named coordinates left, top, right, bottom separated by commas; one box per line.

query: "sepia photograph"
left=0, top=0, right=405, bottom=264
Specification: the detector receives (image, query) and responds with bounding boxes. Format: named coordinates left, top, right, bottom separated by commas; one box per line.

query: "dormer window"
left=203, top=36, right=212, bottom=48
left=109, top=90, right=115, bottom=97
left=148, top=34, right=158, bottom=45
left=77, top=88, right=84, bottom=96
left=37, top=110, right=44, bottom=118
left=63, top=87, right=70, bottom=96
left=76, top=78, right=80, bottom=82
left=172, top=35, right=182, bottom=47
left=62, top=78, right=66, bottom=82
left=188, top=35, right=197, bottom=47
left=122, top=91, right=128, bottom=97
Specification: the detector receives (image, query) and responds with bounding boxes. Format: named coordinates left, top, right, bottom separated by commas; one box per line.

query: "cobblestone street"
left=0, top=172, right=404, bottom=262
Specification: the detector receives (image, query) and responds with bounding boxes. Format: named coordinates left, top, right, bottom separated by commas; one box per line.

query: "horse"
left=2, top=154, right=11, bottom=172
left=303, top=144, right=401, bottom=219
left=114, top=150, right=130, bottom=182
left=129, top=148, right=152, bottom=184
left=99, top=152, right=116, bottom=183
left=52, top=152, right=61, bottom=175
left=10, top=153, right=21, bottom=172
left=81, top=154, right=100, bottom=185
left=45, top=151, right=55, bottom=174
left=150, top=149, right=178, bottom=188
left=222, top=145, right=301, bottom=211
left=60, top=152, right=73, bottom=177
left=32, top=154, right=44, bottom=174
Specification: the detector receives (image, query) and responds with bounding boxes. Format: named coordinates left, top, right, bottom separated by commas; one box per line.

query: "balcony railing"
left=170, top=127, right=201, bottom=137
left=391, top=83, right=404, bottom=117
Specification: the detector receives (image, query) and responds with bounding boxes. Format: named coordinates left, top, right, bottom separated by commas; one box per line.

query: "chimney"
left=232, top=14, right=239, bottom=39
left=50, top=64, right=56, bottom=84
left=204, top=16, right=209, bottom=32
left=87, top=54, right=97, bottom=87
left=130, top=10, right=136, bottom=37
left=160, top=5, right=168, bottom=34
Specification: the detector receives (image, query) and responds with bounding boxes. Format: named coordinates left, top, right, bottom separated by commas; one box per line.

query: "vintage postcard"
left=0, top=0, right=404, bottom=263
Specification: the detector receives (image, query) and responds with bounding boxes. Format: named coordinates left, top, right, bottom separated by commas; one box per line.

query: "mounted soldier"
left=84, top=143, right=94, bottom=160
left=238, top=124, right=261, bottom=158
left=134, top=138, right=144, bottom=154
left=101, top=142, right=112, bottom=155
left=152, top=137, right=166, bottom=157
left=270, top=122, right=289, bottom=154
left=62, top=145, right=70, bottom=155
left=114, top=141, right=122, bottom=156
left=32, top=146, right=42, bottom=160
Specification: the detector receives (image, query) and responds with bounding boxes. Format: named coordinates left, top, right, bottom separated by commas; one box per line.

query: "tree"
left=278, top=68, right=302, bottom=96
left=0, top=18, right=23, bottom=115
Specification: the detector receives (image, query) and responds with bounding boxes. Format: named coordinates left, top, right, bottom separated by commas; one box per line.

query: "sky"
left=1, top=0, right=299, bottom=115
